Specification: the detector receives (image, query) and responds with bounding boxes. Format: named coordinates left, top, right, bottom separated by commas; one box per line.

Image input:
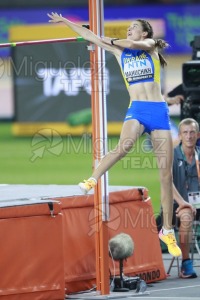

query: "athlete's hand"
left=48, top=12, right=65, bottom=23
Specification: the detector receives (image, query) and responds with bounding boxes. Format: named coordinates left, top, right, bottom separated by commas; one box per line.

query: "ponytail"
left=136, top=19, right=169, bottom=68
left=154, top=39, right=169, bottom=68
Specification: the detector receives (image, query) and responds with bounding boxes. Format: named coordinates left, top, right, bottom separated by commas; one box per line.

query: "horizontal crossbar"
left=0, top=36, right=85, bottom=48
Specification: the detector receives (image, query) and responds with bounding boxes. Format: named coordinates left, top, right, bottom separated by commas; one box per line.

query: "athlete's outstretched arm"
left=48, top=12, right=119, bottom=54
left=102, top=37, right=155, bottom=51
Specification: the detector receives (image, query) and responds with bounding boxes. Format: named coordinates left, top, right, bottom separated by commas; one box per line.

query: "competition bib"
left=122, top=50, right=154, bottom=83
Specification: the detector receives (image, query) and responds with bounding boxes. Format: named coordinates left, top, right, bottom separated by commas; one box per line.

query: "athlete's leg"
left=151, top=129, right=173, bottom=229
left=79, top=119, right=144, bottom=194
left=91, top=119, right=144, bottom=180
left=151, top=129, right=181, bottom=256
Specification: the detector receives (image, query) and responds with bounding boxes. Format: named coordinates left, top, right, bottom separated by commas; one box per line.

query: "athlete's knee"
left=123, top=144, right=133, bottom=155
left=113, top=139, right=134, bottom=159
left=120, top=139, right=134, bottom=155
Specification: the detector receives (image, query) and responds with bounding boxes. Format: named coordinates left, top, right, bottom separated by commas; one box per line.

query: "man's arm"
left=165, top=95, right=184, bottom=105
left=173, top=183, right=196, bottom=214
left=172, top=148, right=196, bottom=214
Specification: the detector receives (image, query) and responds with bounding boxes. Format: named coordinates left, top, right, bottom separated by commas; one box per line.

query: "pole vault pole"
left=89, top=0, right=110, bottom=295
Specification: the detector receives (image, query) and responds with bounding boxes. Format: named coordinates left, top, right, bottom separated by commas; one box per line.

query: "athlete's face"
left=127, top=21, right=146, bottom=41
left=179, top=123, right=199, bottom=149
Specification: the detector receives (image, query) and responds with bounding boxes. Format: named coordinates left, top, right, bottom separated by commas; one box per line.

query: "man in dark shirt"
left=172, top=118, right=200, bottom=278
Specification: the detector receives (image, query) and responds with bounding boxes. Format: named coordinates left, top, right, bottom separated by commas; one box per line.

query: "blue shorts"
left=124, top=101, right=171, bottom=134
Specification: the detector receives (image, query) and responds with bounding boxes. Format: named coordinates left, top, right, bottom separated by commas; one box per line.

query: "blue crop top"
left=121, top=48, right=160, bottom=87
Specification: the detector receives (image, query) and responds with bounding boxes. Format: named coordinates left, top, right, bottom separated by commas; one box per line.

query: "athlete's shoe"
left=78, top=178, right=97, bottom=195
left=159, top=229, right=182, bottom=257
left=180, top=259, right=197, bottom=278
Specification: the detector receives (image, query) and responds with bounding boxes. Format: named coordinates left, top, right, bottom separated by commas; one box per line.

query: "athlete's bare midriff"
left=127, top=81, right=164, bottom=102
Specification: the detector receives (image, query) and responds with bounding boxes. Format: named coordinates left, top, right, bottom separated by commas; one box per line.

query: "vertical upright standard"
left=88, top=0, right=110, bottom=295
